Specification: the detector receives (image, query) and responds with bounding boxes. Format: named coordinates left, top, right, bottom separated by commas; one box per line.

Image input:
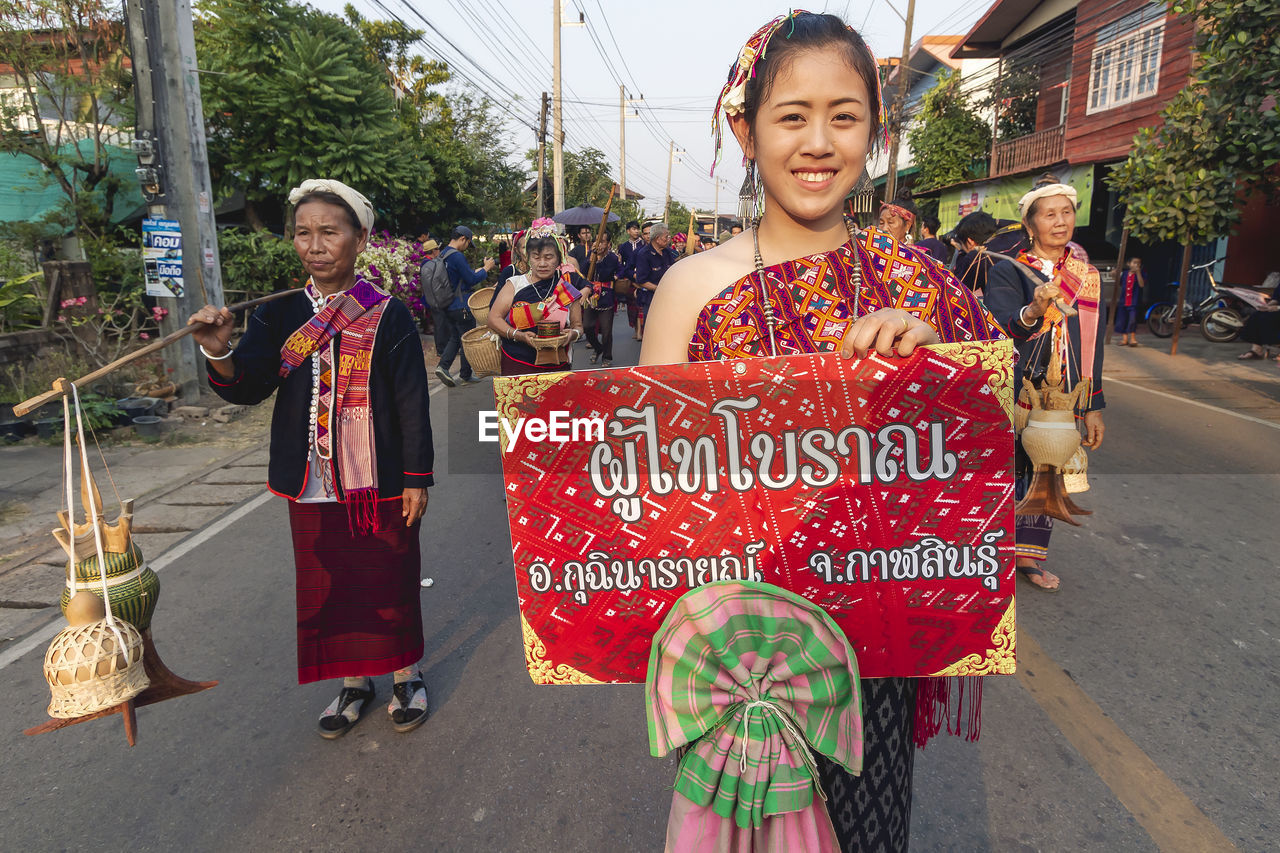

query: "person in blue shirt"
left=435, top=225, right=494, bottom=387
left=616, top=220, right=645, bottom=333
left=632, top=222, right=678, bottom=342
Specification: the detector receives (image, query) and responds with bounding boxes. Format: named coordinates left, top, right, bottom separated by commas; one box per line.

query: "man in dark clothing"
left=568, top=225, right=592, bottom=272
left=949, top=211, right=1000, bottom=296
left=914, top=215, right=949, bottom=263
left=435, top=225, right=494, bottom=387
left=617, top=220, right=644, bottom=330
left=633, top=222, right=678, bottom=341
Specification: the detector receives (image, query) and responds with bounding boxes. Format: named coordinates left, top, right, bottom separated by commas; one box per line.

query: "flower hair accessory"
left=710, top=10, right=891, bottom=174
left=518, top=217, right=569, bottom=263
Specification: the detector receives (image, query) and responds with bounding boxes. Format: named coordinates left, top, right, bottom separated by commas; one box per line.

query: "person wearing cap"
left=187, top=178, right=435, bottom=739
left=984, top=173, right=1106, bottom=594
left=434, top=225, right=495, bottom=387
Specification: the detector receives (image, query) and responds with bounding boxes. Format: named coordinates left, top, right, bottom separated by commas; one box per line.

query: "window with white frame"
left=1087, top=4, right=1166, bottom=114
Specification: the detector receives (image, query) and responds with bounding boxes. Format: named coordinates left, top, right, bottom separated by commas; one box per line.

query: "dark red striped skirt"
left=287, top=498, right=424, bottom=684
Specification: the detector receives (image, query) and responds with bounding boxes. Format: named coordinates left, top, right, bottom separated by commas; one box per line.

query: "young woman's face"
left=528, top=247, right=560, bottom=280
left=733, top=46, right=873, bottom=228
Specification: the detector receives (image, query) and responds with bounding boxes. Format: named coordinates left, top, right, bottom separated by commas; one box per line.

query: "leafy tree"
left=906, top=69, right=992, bottom=191
left=1107, top=0, right=1280, bottom=353
left=195, top=0, right=422, bottom=231
left=980, top=63, right=1038, bottom=142
left=0, top=0, right=133, bottom=241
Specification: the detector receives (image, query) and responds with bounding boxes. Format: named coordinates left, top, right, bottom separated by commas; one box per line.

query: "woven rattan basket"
left=461, top=327, right=502, bottom=377
left=1062, top=447, right=1090, bottom=493
left=467, top=287, right=495, bottom=328
left=44, top=618, right=148, bottom=718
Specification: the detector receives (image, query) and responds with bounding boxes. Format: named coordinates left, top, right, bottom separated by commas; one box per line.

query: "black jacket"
left=983, top=260, right=1105, bottom=413
left=208, top=291, right=435, bottom=498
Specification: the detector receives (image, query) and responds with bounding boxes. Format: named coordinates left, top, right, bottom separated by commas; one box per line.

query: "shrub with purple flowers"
left=357, top=232, right=432, bottom=328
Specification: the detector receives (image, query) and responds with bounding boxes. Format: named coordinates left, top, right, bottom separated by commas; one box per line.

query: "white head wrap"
left=1017, top=183, right=1077, bottom=220
left=287, top=178, right=375, bottom=233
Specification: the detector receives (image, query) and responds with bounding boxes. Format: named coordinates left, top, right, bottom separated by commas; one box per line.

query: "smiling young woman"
left=638, top=11, right=1009, bottom=852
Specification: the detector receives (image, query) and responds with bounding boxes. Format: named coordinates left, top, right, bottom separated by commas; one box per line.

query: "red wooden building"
left=936, top=0, right=1277, bottom=297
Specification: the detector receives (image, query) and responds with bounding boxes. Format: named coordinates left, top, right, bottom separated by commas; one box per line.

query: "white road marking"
left=1104, top=375, right=1280, bottom=430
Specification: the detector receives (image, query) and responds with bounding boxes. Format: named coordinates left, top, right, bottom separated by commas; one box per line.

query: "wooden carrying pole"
left=12, top=289, right=300, bottom=417
left=585, top=185, right=617, bottom=281
left=684, top=210, right=697, bottom=256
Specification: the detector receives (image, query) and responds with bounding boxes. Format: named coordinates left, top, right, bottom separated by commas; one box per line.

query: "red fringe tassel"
left=913, top=676, right=983, bottom=748
left=344, top=488, right=381, bottom=535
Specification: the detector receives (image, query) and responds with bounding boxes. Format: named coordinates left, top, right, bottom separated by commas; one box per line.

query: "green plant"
left=907, top=69, right=993, bottom=192
left=77, top=392, right=123, bottom=430
left=217, top=228, right=302, bottom=294
left=0, top=347, right=93, bottom=403
left=0, top=270, right=44, bottom=332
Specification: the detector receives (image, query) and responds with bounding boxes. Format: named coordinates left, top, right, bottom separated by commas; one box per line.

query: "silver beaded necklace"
left=751, top=216, right=864, bottom=357
left=305, top=284, right=335, bottom=464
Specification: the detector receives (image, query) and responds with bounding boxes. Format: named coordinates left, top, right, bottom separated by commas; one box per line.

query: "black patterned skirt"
left=816, top=677, right=917, bottom=853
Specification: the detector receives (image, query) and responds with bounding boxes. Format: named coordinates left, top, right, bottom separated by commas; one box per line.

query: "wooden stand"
left=25, top=631, right=217, bottom=747
left=1015, top=465, right=1092, bottom=525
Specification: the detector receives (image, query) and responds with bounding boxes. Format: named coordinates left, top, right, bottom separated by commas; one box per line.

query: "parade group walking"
left=186, top=9, right=1110, bottom=851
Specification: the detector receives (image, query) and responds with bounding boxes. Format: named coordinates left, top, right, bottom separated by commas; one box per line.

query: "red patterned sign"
left=494, top=341, right=1016, bottom=685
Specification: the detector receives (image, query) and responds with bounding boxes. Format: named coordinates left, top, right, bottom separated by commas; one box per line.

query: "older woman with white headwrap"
left=984, top=173, right=1106, bottom=593
left=187, top=179, right=436, bottom=738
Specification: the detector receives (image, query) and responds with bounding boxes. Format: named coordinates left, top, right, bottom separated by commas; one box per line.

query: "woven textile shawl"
left=1016, top=241, right=1101, bottom=396
left=279, top=278, right=390, bottom=533
left=646, top=581, right=862, bottom=850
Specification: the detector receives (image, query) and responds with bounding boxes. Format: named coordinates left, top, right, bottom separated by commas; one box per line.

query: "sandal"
left=318, top=680, right=375, bottom=739
left=1238, top=350, right=1265, bottom=360
left=589, top=353, right=599, bottom=364
left=1017, top=564, right=1060, bottom=593
left=388, top=676, right=429, bottom=733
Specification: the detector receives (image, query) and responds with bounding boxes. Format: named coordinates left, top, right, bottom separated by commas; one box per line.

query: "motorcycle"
left=1145, top=258, right=1262, bottom=342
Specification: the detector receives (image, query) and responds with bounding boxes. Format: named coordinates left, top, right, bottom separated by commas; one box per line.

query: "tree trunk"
left=1105, top=226, right=1130, bottom=345
left=1170, top=238, right=1192, bottom=357
left=244, top=199, right=265, bottom=233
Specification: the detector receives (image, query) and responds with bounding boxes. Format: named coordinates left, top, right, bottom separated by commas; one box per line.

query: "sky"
left=309, top=0, right=994, bottom=219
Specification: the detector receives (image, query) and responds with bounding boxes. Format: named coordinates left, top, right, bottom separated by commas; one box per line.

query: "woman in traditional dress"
left=487, top=219, right=586, bottom=376
left=641, top=12, right=1006, bottom=851
left=876, top=192, right=919, bottom=244
left=581, top=230, right=621, bottom=366
left=983, top=174, right=1106, bottom=592
left=187, top=179, right=434, bottom=738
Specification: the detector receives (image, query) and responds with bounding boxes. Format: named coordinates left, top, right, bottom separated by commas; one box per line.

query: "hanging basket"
left=44, top=619, right=148, bottom=718
left=461, top=327, right=502, bottom=377
left=467, top=287, right=495, bottom=328
left=1062, top=447, right=1090, bottom=493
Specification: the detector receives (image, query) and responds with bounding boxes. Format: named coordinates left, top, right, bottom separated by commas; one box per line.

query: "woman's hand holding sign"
left=840, top=308, right=940, bottom=359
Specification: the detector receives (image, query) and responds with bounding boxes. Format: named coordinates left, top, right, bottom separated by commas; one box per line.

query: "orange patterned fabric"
left=688, top=229, right=1005, bottom=361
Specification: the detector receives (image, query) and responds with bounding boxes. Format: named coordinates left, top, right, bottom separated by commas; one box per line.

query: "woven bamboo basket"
left=44, top=618, right=148, bottom=718
left=1062, top=447, right=1090, bottom=493
left=461, top=327, right=502, bottom=377
left=467, top=287, right=495, bottom=327
left=1021, top=410, right=1081, bottom=469
left=530, top=332, right=571, bottom=366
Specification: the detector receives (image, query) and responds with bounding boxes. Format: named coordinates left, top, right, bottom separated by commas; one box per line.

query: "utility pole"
left=664, top=141, right=684, bottom=225
left=618, top=85, right=627, bottom=201
left=123, top=0, right=224, bottom=401
left=537, top=92, right=549, bottom=218
left=552, top=0, right=565, bottom=213
left=883, top=0, right=917, bottom=204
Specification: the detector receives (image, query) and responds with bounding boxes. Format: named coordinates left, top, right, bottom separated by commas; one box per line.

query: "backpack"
left=420, top=246, right=459, bottom=312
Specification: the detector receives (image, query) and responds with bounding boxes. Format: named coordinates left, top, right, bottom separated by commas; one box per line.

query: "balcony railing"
left=992, top=126, right=1065, bottom=178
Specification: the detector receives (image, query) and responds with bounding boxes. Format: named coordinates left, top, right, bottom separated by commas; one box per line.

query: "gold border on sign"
left=930, top=339, right=1016, bottom=426
left=493, top=372, right=571, bottom=454
left=521, top=614, right=604, bottom=685
left=928, top=598, right=1016, bottom=676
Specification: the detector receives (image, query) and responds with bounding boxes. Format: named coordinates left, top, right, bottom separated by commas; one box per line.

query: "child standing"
left=1116, top=257, right=1144, bottom=346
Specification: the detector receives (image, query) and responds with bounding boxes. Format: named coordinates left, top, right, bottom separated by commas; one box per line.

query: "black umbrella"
left=553, top=204, right=620, bottom=226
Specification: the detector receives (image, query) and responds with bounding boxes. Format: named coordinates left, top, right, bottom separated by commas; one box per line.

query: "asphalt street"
left=0, top=312, right=1275, bottom=852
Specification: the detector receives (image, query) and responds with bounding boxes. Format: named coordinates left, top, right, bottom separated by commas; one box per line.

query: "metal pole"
left=883, top=0, right=917, bottom=203
left=552, top=0, right=565, bottom=213
left=537, top=92, right=548, bottom=218
left=619, top=85, right=627, bottom=201
left=664, top=140, right=674, bottom=225
left=123, top=0, right=224, bottom=401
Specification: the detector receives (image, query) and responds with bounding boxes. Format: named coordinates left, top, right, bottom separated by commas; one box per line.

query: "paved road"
left=1, top=312, right=1275, bottom=852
